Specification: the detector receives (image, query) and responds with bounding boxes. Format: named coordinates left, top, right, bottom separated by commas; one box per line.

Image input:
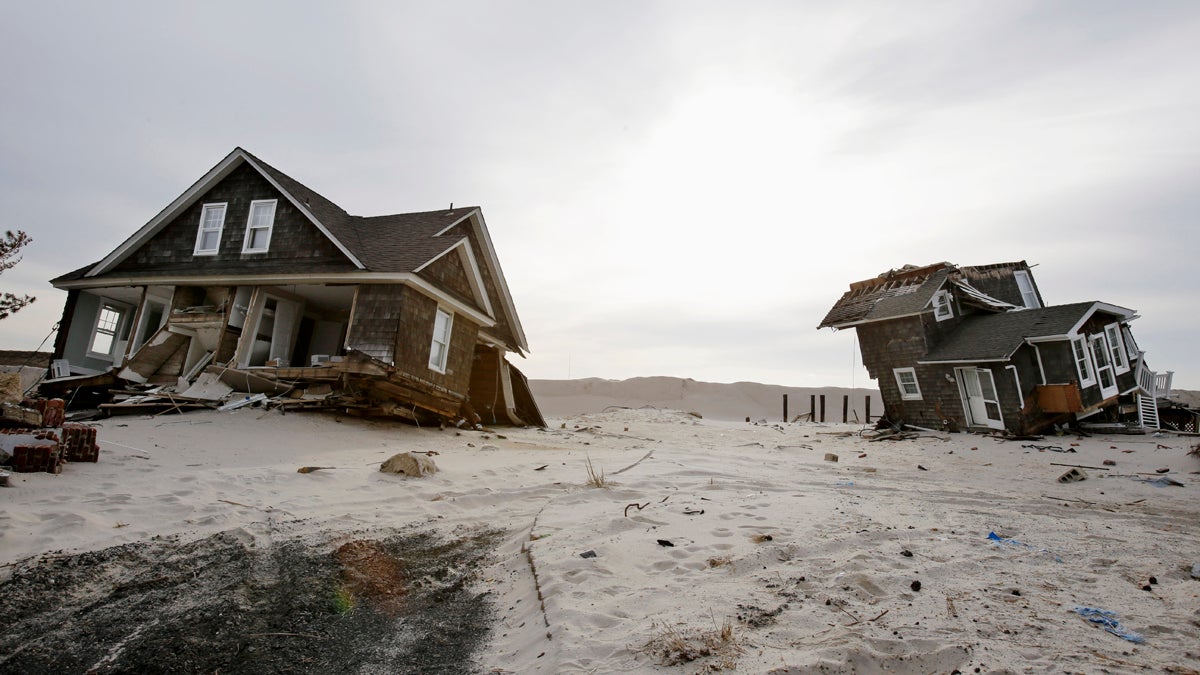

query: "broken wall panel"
left=507, top=362, right=546, bottom=427
left=467, top=345, right=503, bottom=424
left=348, top=284, right=405, bottom=364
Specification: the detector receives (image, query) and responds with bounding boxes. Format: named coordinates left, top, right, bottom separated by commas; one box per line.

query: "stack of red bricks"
left=60, top=422, right=100, bottom=462
left=1, top=398, right=101, bottom=474
left=2, top=428, right=63, bottom=474
left=34, top=398, right=66, bottom=428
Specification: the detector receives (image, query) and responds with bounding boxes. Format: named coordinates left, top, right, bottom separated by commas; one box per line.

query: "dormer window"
left=193, top=203, right=226, bottom=255
left=242, top=199, right=277, bottom=253
left=932, top=290, right=953, bottom=321
left=1013, top=270, right=1041, bottom=309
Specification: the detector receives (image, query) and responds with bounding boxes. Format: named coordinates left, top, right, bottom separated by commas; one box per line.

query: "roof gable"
left=86, top=148, right=365, bottom=277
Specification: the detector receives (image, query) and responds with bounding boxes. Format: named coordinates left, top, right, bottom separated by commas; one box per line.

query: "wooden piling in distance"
left=810, top=395, right=816, bottom=421
left=842, top=395, right=849, bottom=423
left=783, top=394, right=788, bottom=423
left=865, top=396, right=872, bottom=423
left=819, top=395, right=826, bottom=423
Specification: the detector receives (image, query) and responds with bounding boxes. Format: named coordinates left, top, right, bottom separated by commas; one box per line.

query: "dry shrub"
left=584, top=456, right=609, bottom=488
left=637, top=619, right=744, bottom=670
left=707, top=556, right=733, bottom=568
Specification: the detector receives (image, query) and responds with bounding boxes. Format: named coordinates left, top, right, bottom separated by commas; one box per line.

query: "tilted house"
left=47, top=147, right=544, bottom=426
left=819, top=262, right=1171, bottom=434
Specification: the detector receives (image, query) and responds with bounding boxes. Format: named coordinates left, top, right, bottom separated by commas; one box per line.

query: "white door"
left=1089, top=334, right=1119, bottom=400
left=959, top=368, right=1004, bottom=430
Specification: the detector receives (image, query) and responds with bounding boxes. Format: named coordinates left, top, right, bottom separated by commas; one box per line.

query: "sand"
left=2, top=380, right=1199, bottom=673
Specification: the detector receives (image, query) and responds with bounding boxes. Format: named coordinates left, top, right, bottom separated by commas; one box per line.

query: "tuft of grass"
left=332, top=585, right=357, bottom=615
left=584, top=456, right=609, bottom=488
left=707, top=556, right=733, bottom=568
left=636, top=618, right=744, bottom=669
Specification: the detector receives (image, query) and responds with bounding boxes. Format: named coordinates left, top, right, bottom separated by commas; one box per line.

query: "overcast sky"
left=2, top=1, right=1197, bottom=389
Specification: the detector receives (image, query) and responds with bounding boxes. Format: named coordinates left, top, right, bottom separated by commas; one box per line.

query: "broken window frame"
left=893, top=367, right=922, bottom=400
left=1013, top=270, right=1041, bottom=309
left=428, top=308, right=453, bottom=373
left=932, top=290, right=953, bottom=321
left=88, top=301, right=131, bottom=360
left=241, top=199, right=277, bottom=254
left=1104, top=322, right=1129, bottom=374
left=1071, top=336, right=1096, bottom=388
left=193, top=203, right=227, bottom=255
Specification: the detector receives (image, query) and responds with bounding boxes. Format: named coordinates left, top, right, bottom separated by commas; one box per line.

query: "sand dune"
left=531, top=376, right=882, bottom=423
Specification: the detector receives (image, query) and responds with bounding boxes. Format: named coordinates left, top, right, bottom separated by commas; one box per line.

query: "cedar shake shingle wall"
left=416, top=249, right=480, bottom=311
left=856, top=316, right=935, bottom=424
left=392, top=285, right=478, bottom=396
left=112, top=162, right=354, bottom=276
left=348, top=285, right=404, bottom=363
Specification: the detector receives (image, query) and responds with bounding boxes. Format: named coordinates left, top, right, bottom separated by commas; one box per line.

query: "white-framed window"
left=88, top=302, right=129, bottom=359
left=1013, top=270, right=1041, bottom=309
left=932, top=290, right=953, bottom=321
left=428, top=308, right=453, bottom=373
left=241, top=199, right=277, bottom=253
left=1104, top=322, right=1129, bottom=374
left=893, top=367, right=922, bottom=400
left=194, top=203, right=227, bottom=255
left=1071, top=336, right=1095, bottom=387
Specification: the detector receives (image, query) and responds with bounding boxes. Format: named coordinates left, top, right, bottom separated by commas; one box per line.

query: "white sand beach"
left=2, top=379, right=1198, bottom=673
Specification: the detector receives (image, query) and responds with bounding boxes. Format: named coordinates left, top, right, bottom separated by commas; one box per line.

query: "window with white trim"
left=1104, top=323, right=1129, bottom=374
left=242, top=199, right=277, bottom=253
left=893, top=368, right=922, bottom=400
left=428, top=308, right=453, bottom=372
left=89, top=303, right=128, bottom=358
left=194, top=203, right=227, bottom=255
left=1013, top=270, right=1041, bottom=309
left=932, top=290, right=953, bottom=321
left=1071, top=336, right=1095, bottom=387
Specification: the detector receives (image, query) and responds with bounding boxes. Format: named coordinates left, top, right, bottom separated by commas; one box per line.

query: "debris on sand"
left=380, top=452, right=438, bottom=477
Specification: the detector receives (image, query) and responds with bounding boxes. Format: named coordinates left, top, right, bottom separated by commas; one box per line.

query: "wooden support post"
left=865, top=396, right=872, bottom=423
left=819, top=395, right=826, bottom=423
left=810, top=395, right=816, bottom=421
left=843, top=395, right=849, bottom=423
left=783, top=394, right=788, bottom=423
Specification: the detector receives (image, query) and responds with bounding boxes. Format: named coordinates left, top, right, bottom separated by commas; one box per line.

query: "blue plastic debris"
left=986, top=531, right=1063, bottom=563
left=1074, top=607, right=1145, bottom=644
left=1143, top=476, right=1184, bottom=488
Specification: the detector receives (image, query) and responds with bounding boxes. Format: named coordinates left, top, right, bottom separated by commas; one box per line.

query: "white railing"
left=1155, top=371, right=1173, bottom=399
left=1133, top=351, right=1173, bottom=400
left=1135, top=354, right=1156, bottom=397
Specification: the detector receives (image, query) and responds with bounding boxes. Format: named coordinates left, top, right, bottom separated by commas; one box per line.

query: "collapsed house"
left=818, top=262, right=1173, bottom=435
left=43, top=147, right=544, bottom=426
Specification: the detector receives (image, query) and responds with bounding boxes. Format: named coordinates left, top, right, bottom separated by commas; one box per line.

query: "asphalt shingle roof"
left=818, top=266, right=951, bottom=328
left=244, top=150, right=469, bottom=273
left=921, top=302, right=1097, bottom=362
